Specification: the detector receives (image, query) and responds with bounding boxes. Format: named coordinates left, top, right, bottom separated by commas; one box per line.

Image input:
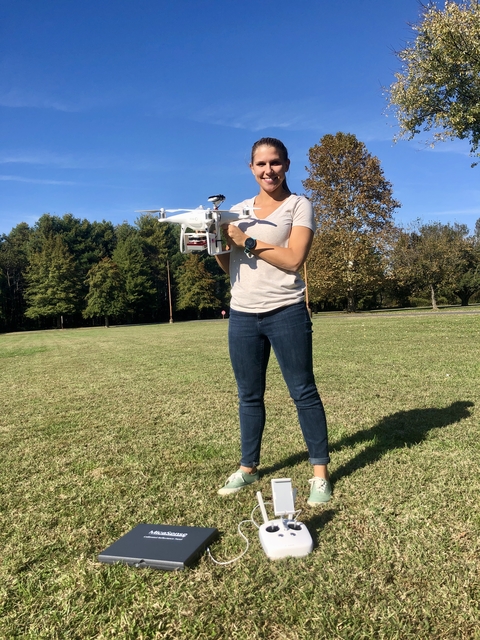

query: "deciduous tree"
left=451, top=218, right=480, bottom=304
left=303, top=132, right=400, bottom=312
left=387, top=1, right=480, bottom=164
left=392, top=221, right=471, bottom=309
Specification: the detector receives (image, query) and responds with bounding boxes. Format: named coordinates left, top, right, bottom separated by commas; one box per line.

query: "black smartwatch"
left=244, top=237, right=257, bottom=257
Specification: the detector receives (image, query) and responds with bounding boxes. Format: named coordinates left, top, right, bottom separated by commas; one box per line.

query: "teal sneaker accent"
left=218, top=469, right=260, bottom=496
left=307, top=477, right=332, bottom=505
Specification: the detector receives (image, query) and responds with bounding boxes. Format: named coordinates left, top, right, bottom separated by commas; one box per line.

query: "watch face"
left=245, top=238, right=256, bottom=250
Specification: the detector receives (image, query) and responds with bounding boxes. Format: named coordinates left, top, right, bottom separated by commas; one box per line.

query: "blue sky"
left=1, top=0, right=479, bottom=237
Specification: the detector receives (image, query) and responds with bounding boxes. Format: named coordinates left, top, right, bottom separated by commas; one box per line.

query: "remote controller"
left=256, top=486, right=313, bottom=560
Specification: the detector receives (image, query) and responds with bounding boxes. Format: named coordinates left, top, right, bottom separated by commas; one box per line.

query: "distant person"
left=215, top=137, right=331, bottom=505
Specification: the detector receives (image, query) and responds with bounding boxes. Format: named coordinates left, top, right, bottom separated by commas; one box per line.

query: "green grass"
left=1, top=311, right=479, bottom=639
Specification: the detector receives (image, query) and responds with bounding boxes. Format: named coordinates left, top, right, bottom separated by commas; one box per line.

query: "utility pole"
left=167, top=260, right=173, bottom=323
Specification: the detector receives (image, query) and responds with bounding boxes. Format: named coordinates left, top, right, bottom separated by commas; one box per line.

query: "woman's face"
left=250, top=145, right=290, bottom=194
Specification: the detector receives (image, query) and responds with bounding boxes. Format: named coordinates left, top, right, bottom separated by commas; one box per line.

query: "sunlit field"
left=1, top=310, right=479, bottom=639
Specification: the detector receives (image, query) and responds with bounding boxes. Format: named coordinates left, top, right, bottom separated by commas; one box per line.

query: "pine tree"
left=112, top=232, right=155, bottom=320
left=30, top=213, right=117, bottom=315
left=24, top=234, right=80, bottom=328
left=83, top=258, right=126, bottom=327
left=136, top=213, right=176, bottom=321
left=0, top=222, right=32, bottom=330
left=0, top=261, right=5, bottom=323
left=176, top=254, right=221, bottom=319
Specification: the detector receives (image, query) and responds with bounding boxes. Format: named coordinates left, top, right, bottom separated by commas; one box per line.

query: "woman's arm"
left=223, top=224, right=313, bottom=272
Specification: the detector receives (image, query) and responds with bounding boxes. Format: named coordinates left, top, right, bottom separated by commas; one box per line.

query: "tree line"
left=1, top=131, right=480, bottom=333
left=0, top=212, right=229, bottom=332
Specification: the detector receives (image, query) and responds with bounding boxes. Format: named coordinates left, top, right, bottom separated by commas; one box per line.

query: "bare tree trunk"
left=104, top=315, right=110, bottom=328
left=430, top=284, right=439, bottom=311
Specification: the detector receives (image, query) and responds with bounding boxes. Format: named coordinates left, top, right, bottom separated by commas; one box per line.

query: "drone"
left=136, top=195, right=254, bottom=256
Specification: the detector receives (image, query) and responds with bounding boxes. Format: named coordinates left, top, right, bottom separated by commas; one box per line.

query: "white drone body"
left=136, top=195, right=253, bottom=255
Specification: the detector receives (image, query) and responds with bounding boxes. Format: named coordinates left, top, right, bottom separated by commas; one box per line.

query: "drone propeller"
left=164, top=207, right=204, bottom=213
left=136, top=205, right=259, bottom=217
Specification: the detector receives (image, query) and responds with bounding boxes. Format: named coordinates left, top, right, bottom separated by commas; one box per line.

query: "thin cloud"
left=397, top=207, right=480, bottom=230
left=191, top=99, right=328, bottom=132
left=0, top=89, right=81, bottom=112
left=426, top=207, right=480, bottom=219
left=424, top=140, right=472, bottom=157
left=0, top=174, right=78, bottom=185
left=190, top=99, right=397, bottom=144
left=0, top=173, right=152, bottom=190
left=0, top=151, right=81, bottom=168
left=0, top=149, right=174, bottom=172
left=391, top=132, right=473, bottom=157
left=0, top=82, right=131, bottom=113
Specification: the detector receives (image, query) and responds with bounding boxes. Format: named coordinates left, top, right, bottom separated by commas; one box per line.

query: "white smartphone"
left=271, top=478, right=295, bottom=516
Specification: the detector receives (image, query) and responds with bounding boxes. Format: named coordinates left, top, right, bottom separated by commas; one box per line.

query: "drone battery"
left=98, top=523, right=219, bottom=571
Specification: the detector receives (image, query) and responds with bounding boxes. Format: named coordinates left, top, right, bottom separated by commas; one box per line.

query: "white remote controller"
left=256, top=489, right=313, bottom=560
left=258, top=519, right=313, bottom=559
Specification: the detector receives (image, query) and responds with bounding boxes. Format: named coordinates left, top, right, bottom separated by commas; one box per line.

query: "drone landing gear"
left=181, top=194, right=228, bottom=254
left=181, top=228, right=229, bottom=255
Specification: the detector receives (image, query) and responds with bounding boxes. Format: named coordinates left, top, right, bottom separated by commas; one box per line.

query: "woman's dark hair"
left=251, top=137, right=291, bottom=193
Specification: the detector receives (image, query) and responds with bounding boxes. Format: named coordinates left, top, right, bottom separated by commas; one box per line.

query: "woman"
left=216, top=137, right=331, bottom=505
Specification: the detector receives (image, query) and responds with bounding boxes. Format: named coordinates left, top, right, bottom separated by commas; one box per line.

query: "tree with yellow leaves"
left=388, top=1, right=480, bottom=165
left=303, top=133, right=400, bottom=312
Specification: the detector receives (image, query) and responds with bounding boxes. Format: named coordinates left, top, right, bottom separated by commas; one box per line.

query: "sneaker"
left=307, top=477, right=332, bottom=505
left=218, top=469, right=259, bottom=496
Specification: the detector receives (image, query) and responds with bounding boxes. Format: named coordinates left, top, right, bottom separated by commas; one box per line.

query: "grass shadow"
left=253, top=401, right=473, bottom=537
left=260, top=451, right=309, bottom=477
left=330, top=400, right=474, bottom=483
left=303, top=509, right=336, bottom=548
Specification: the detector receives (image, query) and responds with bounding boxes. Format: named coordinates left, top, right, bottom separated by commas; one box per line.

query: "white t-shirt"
left=228, top=194, right=315, bottom=313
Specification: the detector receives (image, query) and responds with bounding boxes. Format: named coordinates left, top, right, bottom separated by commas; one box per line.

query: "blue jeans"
left=228, top=302, right=330, bottom=468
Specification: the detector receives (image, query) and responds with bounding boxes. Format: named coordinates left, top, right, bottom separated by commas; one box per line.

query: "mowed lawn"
left=0, top=311, right=479, bottom=639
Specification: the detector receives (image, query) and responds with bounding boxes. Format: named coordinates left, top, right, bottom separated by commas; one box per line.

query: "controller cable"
left=206, top=501, right=302, bottom=566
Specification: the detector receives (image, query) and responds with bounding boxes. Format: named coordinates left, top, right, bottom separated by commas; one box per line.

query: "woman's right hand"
left=222, top=223, right=247, bottom=249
